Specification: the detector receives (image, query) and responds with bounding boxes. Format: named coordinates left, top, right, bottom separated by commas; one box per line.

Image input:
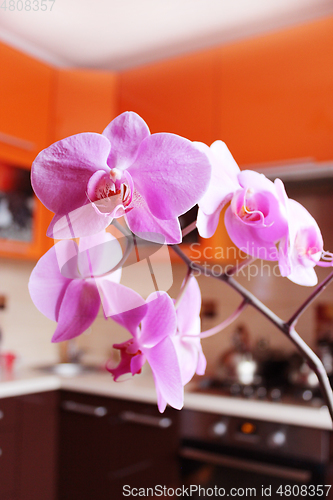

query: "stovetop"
left=194, top=377, right=326, bottom=408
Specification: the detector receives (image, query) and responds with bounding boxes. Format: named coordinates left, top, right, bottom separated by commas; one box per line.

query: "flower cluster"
left=196, top=140, right=333, bottom=286
left=29, top=111, right=333, bottom=412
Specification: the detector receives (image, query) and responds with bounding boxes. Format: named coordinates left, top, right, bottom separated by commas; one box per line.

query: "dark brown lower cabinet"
left=58, top=391, right=180, bottom=499
left=0, top=391, right=58, bottom=500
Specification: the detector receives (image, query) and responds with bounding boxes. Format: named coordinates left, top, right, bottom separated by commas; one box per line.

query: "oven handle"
left=179, top=447, right=311, bottom=483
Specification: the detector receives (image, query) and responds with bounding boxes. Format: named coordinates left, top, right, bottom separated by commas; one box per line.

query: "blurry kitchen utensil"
left=215, top=325, right=260, bottom=385
left=287, top=353, right=319, bottom=388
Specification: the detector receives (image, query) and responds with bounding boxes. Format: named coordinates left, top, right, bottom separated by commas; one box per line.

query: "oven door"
left=180, top=410, right=331, bottom=499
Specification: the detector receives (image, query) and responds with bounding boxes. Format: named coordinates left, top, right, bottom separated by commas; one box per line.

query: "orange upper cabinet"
left=53, top=69, right=119, bottom=141
left=215, top=16, right=333, bottom=166
left=119, top=50, right=217, bottom=146
left=0, top=42, right=54, bottom=168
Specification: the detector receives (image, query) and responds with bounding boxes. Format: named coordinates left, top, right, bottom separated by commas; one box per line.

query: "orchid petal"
left=125, top=190, right=182, bottom=244
left=155, top=386, right=167, bottom=413
left=51, top=280, right=100, bottom=342
left=196, top=349, right=207, bottom=375
left=176, top=276, right=201, bottom=335
left=128, top=133, right=211, bottom=220
left=78, top=232, right=123, bottom=278
left=171, top=335, right=204, bottom=385
left=275, top=179, right=292, bottom=275
left=197, top=206, right=223, bottom=239
left=28, top=243, right=71, bottom=322
left=31, top=133, right=111, bottom=215
left=238, top=170, right=277, bottom=194
left=144, top=337, right=183, bottom=411
left=47, top=203, right=113, bottom=240
left=210, top=141, right=240, bottom=179
left=103, top=111, right=150, bottom=170
left=278, top=198, right=324, bottom=285
left=102, top=281, right=147, bottom=335
left=140, top=292, right=177, bottom=347
left=286, top=264, right=318, bottom=287
left=196, top=140, right=240, bottom=216
left=173, top=277, right=206, bottom=385
left=52, top=239, right=81, bottom=280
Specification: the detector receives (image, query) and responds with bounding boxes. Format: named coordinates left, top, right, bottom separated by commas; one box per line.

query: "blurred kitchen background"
left=1, top=0, right=333, bottom=373
left=3, top=4, right=333, bottom=499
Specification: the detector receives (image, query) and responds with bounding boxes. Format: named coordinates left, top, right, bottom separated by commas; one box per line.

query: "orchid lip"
left=235, top=189, right=273, bottom=228
left=87, top=169, right=134, bottom=218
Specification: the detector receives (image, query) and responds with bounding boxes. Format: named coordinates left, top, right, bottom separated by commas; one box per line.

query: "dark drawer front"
left=0, top=430, right=18, bottom=496
left=0, top=398, right=18, bottom=431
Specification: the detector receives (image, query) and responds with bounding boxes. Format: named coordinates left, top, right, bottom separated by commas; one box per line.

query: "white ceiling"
left=0, top=0, right=332, bottom=70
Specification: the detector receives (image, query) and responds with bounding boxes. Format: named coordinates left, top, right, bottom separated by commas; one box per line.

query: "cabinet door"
left=16, top=391, right=59, bottom=500
left=215, top=17, right=333, bottom=166
left=0, top=163, right=54, bottom=259
left=0, top=42, right=54, bottom=168
left=53, top=68, right=119, bottom=141
left=59, top=391, right=180, bottom=500
left=0, top=397, right=20, bottom=499
left=108, top=399, right=180, bottom=497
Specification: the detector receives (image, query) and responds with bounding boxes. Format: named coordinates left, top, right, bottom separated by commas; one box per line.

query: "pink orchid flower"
left=196, top=141, right=288, bottom=261
left=107, top=289, right=183, bottom=413
left=172, top=276, right=206, bottom=386
left=224, top=171, right=289, bottom=261
left=276, top=179, right=332, bottom=286
left=28, top=231, right=122, bottom=342
left=31, top=111, right=211, bottom=244
left=107, top=277, right=206, bottom=412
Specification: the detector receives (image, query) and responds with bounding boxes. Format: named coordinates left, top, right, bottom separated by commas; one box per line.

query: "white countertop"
left=0, top=366, right=332, bottom=431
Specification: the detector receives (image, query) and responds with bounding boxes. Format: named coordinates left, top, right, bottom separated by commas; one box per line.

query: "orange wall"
left=216, top=16, right=333, bottom=165
left=119, top=16, right=333, bottom=166
left=119, top=50, right=218, bottom=146
left=53, top=69, right=119, bottom=141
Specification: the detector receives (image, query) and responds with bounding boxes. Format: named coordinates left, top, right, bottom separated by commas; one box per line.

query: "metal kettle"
left=215, top=325, right=259, bottom=385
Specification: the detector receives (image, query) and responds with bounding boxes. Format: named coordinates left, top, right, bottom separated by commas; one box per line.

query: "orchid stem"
left=182, top=221, right=197, bottom=238
left=287, top=269, right=333, bottom=328
left=111, top=219, right=132, bottom=237
left=184, top=299, right=248, bottom=339
left=171, top=244, right=333, bottom=426
left=226, top=256, right=257, bottom=276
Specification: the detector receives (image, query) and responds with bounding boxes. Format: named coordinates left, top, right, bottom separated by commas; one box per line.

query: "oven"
left=179, top=409, right=332, bottom=499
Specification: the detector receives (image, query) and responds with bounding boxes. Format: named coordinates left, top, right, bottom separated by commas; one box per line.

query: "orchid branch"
left=287, top=269, right=333, bottom=328
left=171, top=244, right=333, bottom=425
left=184, top=298, right=248, bottom=339
left=225, top=256, right=257, bottom=276
left=181, top=221, right=197, bottom=238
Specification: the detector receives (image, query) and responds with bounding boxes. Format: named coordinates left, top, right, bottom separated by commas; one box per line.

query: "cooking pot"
left=215, top=325, right=260, bottom=385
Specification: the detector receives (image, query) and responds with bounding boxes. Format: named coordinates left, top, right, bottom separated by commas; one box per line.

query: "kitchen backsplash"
left=1, top=256, right=333, bottom=376
left=1, top=180, right=333, bottom=373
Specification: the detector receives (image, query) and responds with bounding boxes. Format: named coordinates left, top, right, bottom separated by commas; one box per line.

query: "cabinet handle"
left=61, top=400, right=107, bottom=417
left=119, top=411, right=172, bottom=428
left=0, top=131, right=35, bottom=151
left=0, top=448, right=2, bottom=457
left=179, top=447, right=311, bottom=482
left=0, top=410, right=3, bottom=420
